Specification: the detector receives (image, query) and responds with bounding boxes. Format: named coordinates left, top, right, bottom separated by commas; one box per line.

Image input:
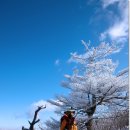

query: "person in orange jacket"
left=60, top=110, right=78, bottom=130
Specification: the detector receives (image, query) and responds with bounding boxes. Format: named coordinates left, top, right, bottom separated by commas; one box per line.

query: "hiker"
left=60, top=110, right=78, bottom=130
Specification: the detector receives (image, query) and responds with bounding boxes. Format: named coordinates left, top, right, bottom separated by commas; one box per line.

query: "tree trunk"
left=85, top=95, right=96, bottom=130
left=22, top=105, right=46, bottom=130
left=85, top=116, right=93, bottom=130
left=29, top=106, right=46, bottom=130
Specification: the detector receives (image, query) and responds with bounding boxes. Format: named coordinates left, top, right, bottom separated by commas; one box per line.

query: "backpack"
left=60, top=115, right=75, bottom=130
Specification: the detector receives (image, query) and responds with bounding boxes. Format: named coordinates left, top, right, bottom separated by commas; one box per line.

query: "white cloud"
left=20, top=100, right=60, bottom=129
left=33, top=100, right=57, bottom=111
left=7, top=100, right=59, bottom=129
left=101, top=0, right=120, bottom=8
left=55, top=59, right=60, bottom=66
left=100, top=0, right=128, bottom=43
left=27, top=100, right=57, bottom=118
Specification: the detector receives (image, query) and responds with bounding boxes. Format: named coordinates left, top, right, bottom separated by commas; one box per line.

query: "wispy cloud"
left=55, top=59, right=60, bottom=66
left=33, top=100, right=57, bottom=111
left=26, top=100, right=57, bottom=118
left=54, top=59, right=63, bottom=72
left=26, top=100, right=59, bottom=128
left=101, top=0, right=120, bottom=8
left=9, top=100, right=58, bottom=129
left=0, top=127, right=20, bottom=130
left=100, top=0, right=128, bottom=43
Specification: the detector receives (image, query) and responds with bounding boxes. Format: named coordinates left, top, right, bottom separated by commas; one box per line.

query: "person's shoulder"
left=62, top=114, right=68, bottom=119
left=61, top=114, right=69, bottom=121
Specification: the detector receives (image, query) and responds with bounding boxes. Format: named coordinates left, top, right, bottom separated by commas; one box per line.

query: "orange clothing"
left=60, top=116, right=78, bottom=130
left=60, top=119, right=68, bottom=130
left=70, top=121, right=78, bottom=130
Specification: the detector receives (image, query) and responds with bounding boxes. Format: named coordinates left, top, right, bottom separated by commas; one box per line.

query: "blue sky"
left=0, top=0, right=128, bottom=129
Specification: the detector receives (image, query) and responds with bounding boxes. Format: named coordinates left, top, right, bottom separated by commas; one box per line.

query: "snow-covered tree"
left=44, top=118, right=60, bottom=130
left=47, top=41, right=128, bottom=130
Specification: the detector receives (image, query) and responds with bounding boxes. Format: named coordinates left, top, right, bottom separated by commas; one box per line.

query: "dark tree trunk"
left=85, top=118, right=93, bottom=130
left=85, top=95, right=96, bottom=130
left=22, top=105, right=46, bottom=130
left=29, top=106, right=46, bottom=130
